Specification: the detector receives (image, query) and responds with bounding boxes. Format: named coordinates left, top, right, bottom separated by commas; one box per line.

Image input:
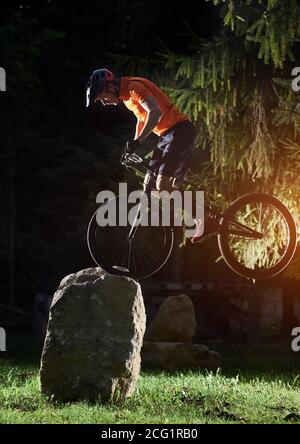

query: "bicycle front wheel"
left=218, top=193, right=297, bottom=280
left=87, top=195, right=174, bottom=280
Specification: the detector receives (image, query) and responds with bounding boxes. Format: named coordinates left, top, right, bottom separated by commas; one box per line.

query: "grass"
left=0, top=334, right=299, bottom=424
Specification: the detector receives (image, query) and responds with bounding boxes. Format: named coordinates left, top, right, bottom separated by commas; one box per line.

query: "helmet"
left=86, top=68, right=116, bottom=108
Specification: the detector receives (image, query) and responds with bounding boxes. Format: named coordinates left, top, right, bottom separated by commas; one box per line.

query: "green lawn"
left=0, top=335, right=299, bottom=424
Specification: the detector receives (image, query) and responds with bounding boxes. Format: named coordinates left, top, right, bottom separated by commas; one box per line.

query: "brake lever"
left=120, top=152, right=143, bottom=165
left=130, top=153, right=143, bottom=163
left=120, top=152, right=129, bottom=165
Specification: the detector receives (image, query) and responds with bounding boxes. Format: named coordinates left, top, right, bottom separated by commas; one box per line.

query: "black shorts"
left=149, top=120, right=197, bottom=180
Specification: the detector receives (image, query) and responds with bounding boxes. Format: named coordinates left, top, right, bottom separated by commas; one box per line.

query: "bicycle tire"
left=218, top=193, right=297, bottom=280
left=87, top=195, right=175, bottom=280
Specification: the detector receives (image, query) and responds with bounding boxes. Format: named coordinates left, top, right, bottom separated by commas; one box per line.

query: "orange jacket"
left=119, top=76, right=188, bottom=136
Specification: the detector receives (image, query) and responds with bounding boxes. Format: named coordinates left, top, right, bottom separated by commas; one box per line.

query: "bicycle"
left=87, top=152, right=297, bottom=281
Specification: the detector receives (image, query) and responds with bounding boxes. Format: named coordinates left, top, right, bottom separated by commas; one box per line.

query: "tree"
left=0, top=13, right=63, bottom=307
left=159, top=0, right=300, bottom=215
left=109, top=0, right=300, bottom=279
left=0, top=9, right=133, bottom=308
left=156, top=0, right=300, bottom=276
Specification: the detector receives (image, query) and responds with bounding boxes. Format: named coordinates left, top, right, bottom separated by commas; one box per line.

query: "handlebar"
left=120, top=152, right=156, bottom=177
left=120, top=151, right=192, bottom=190
left=120, top=152, right=144, bottom=166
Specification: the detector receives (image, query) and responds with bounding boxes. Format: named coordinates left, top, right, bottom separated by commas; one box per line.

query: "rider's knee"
left=156, top=175, right=172, bottom=192
left=143, top=173, right=151, bottom=186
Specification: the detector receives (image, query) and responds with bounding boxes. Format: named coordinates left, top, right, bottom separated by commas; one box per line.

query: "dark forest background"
left=0, top=1, right=219, bottom=310
left=1, top=0, right=300, bottom=317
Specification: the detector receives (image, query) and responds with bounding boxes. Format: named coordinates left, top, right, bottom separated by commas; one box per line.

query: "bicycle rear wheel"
left=87, top=195, right=174, bottom=280
left=218, top=193, right=297, bottom=280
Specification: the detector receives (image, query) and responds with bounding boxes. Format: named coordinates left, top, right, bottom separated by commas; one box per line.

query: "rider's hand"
left=125, top=139, right=140, bottom=154
left=120, top=152, right=127, bottom=164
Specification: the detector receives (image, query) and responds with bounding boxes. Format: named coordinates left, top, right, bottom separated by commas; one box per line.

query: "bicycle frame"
left=120, top=153, right=264, bottom=241
left=121, top=153, right=156, bottom=240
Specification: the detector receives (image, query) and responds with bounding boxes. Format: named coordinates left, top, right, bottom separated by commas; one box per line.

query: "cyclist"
left=86, top=68, right=204, bottom=242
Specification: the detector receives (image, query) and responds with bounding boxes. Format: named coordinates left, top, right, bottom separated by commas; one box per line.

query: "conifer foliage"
left=159, top=0, right=300, bottom=222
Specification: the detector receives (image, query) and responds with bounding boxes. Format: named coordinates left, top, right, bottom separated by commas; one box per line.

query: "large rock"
left=40, top=268, right=146, bottom=403
left=144, top=294, right=196, bottom=342
left=142, top=342, right=221, bottom=371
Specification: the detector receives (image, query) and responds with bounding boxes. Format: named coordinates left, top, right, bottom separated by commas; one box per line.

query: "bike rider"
left=86, top=68, right=204, bottom=242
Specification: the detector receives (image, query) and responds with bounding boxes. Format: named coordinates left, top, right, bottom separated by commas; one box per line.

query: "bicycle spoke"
left=87, top=197, right=174, bottom=279
left=225, top=200, right=290, bottom=271
left=131, top=240, right=146, bottom=274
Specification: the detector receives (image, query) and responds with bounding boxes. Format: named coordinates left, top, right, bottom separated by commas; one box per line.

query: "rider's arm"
left=134, top=120, right=144, bottom=140
left=136, top=96, right=162, bottom=143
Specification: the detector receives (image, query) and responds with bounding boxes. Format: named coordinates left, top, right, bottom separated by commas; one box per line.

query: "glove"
left=125, top=139, right=140, bottom=154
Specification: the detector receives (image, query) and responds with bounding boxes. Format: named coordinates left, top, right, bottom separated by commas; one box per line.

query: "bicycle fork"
left=128, top=185, right=151, bottom=240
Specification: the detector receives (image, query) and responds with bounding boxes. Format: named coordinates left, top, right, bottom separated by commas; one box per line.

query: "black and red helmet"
left=86, top=68, right=116, bottom=107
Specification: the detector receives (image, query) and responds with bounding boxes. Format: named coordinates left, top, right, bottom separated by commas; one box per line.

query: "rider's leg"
left=143, top=172, right=156, bottom=191
left=167, top=177, right=203, bottom=242
left=152, top=176, right=205, bottom=239
left=143, top=173, right=176, bottom=195
left=154, top=174, right=175, bottom=193
left=171, top=181, right=205, bottom=243
left=189, top=188, right=220, bottom=243
left=190, top=217, right=204, bottom=243
left=149, top=120, right=199, bottom=233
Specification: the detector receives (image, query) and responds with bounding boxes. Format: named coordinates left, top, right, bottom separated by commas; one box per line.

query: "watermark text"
left=0, top=67, right=6, bottom=92
left=291, top=67, right=300, bottom=92
left=0, top=327, right=6, bottom=351
left=95, top=183, right=204, bottom=238
left=291, top=327, right=300, bottom=352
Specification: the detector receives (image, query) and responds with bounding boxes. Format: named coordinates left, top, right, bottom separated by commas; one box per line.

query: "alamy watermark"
left=96, top=183, right=205, bottom=238
left=0, top=67, right=6, bottom=92
left=0, top=327, right=6, bottom=352
left=291, top=327, right=300, bottom=352
left=291, top=67, right=300, bottom=92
